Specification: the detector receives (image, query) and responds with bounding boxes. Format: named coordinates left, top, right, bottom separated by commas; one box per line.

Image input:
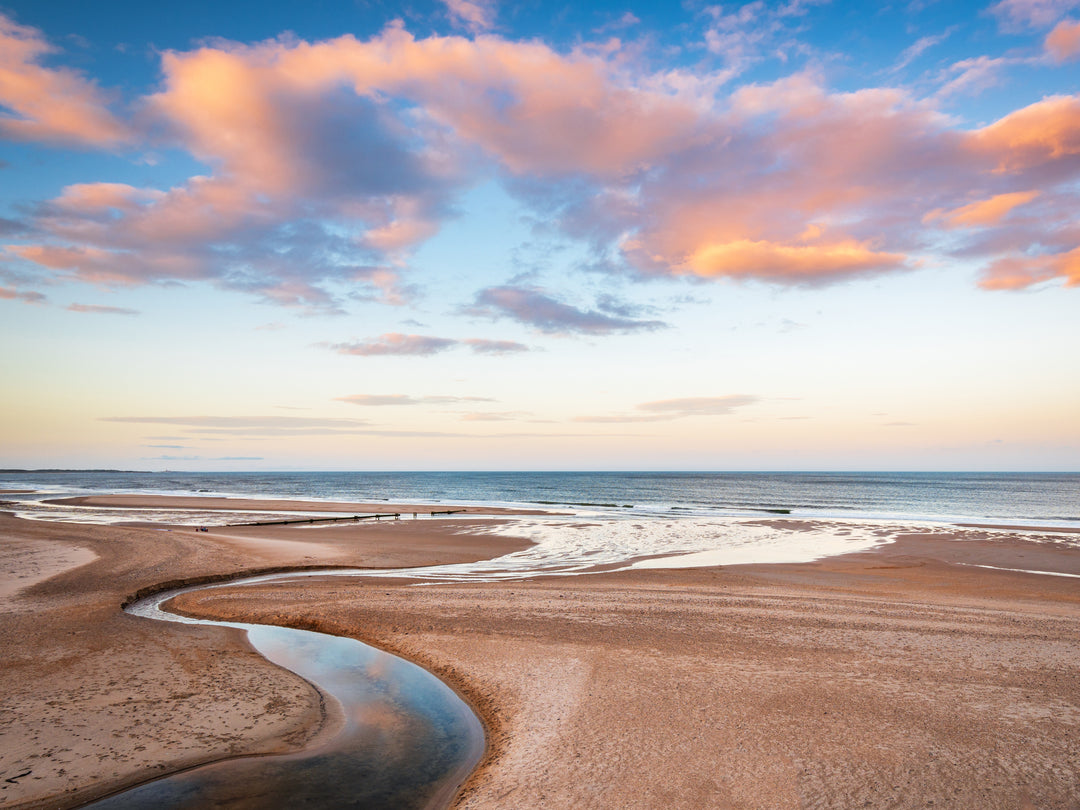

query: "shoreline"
left=17, top=489, right=1079, bottom=533
left=1, top=504, right=1079, bottom=808
left=42, top=494, right=550, bottom=516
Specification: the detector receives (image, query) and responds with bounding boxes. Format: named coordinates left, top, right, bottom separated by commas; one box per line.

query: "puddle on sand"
left=82, top=603, right=483, bottom=810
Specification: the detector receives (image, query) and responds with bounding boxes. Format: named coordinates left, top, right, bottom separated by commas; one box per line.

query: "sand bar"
left=1, top=510, right=1078, bottom=809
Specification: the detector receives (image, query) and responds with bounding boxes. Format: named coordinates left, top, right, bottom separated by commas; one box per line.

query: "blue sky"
left=1, top=0, right=1078, bottom=470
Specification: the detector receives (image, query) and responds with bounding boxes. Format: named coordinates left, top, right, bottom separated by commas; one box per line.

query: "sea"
left=2, top=470, right=1078, bottom=523
left=3, top=471, right=1078, bottom=578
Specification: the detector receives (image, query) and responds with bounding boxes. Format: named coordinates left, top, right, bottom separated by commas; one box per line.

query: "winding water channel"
left=83, top=577, right=485, bottom=810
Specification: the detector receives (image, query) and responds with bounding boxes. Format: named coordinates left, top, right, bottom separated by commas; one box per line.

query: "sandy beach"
left=1, top=499, right=1078, bottom=809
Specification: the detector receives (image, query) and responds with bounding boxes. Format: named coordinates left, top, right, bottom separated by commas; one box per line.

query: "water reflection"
left=84, top=620, right=483, bottom=809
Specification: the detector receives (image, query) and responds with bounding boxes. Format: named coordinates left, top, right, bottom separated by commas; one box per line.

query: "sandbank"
left=1, top=510, right=1078, bottom=809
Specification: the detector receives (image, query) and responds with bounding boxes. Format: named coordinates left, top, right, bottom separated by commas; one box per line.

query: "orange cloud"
left=0, top=14, right=129, bottom=146
left=672, top=238, right=907, bottom=283
left=150, top=28, right=705, bottom=180
left=1046, top=19, right=1080, bottom=60
left=606, top=78, right=956, bottom=283
left=969, top=94, right=1080, bottom=171
left=925, top=190, right=1040, bottom=228
left=151, top=47, right=330, bottom=195
left=980, top=247, right=1080, bottom=289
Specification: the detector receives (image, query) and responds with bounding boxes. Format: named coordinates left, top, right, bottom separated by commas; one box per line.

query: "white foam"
left=963, top=563, right=1080, bottom=579
left=290, top=515, right=901, bottom=583
left=631, top=525, right=884, bottom=569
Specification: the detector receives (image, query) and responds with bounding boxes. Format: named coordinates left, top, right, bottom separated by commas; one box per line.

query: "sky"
left=0, top=0, right=1078, bottom=471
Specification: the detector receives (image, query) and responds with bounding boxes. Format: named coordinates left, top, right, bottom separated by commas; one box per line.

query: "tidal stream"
left=82, top=579, right=484, bottom=810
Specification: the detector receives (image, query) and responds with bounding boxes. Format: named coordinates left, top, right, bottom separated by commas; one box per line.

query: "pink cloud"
left=469, top=285, right=667, bottom=334
left=67, top=303, right=140, bottom=315
left=4, top=23, right=1080, bottom=305
left=462, top=338, right=530, bottom=353
left=331, top=333, right=461, bottom=356
left=576, top=394, right=759, bottom=423
left=936, top=56, right=1012, bottom=99
left=53, top=183, right=164, bottom=211
left=459, top=411, right=524, bottom=421
left=0, top=284, right=46, bottom=303
left=9, top=173, right=421, bottom=310
left=7, top=243, right=205, bottom=284
left=0, top=14, right=129, bottom=146
left=979, top=246, right=1080, bottom=289
left=372, top=29, right=702, bottom=177
left=925, top=191, right=1041, bottom=228
left=637, top=395, right=759, bottom=416
left=599, top=80, right=950, bottom=284
left=336, top=394, right=496, bottom=405
left=1046, top=19, right=1080, bottom=60
left=442, top=0, right=497, bottom=33
left=990, top=0, right=1079, bottom=30
left=330, top=332, right=529, bottom=356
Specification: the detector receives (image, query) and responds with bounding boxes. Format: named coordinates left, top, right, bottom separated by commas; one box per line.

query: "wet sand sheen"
left=83, top=582, right=484, bottom=810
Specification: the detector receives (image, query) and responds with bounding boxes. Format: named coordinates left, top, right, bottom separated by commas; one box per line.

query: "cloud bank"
left=2, top=10, right=1079, bottom=309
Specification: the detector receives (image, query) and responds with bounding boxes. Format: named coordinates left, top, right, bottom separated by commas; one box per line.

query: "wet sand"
left=2, top=502, right=1079, bottom=809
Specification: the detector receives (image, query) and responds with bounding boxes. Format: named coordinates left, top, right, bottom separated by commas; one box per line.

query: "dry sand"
left=1, top=498, right=1079, bottom=809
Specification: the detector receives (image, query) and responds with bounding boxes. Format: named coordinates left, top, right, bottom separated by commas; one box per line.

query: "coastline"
left=42, top=494, right=549, bottom=516
left=1, top=498, right=1078, bottom=808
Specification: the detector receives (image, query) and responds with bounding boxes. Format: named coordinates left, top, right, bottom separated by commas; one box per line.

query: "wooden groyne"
left=225, top=509, right=467, bottom=528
